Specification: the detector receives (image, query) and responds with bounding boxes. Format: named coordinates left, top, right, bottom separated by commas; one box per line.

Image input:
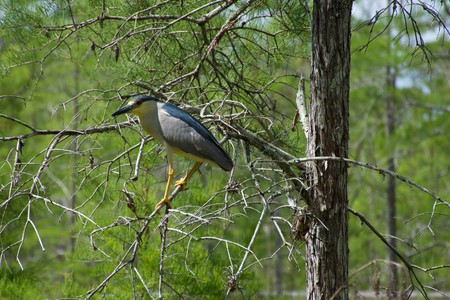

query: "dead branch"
left=349, top=208, right=429, bottom=299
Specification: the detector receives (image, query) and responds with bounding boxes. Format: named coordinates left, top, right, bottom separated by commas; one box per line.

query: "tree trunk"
left=385, top=4, right=398, bottom=295
left=385, top=64, right=398, bottom=297
left=304, top=0, right=352, bottom=299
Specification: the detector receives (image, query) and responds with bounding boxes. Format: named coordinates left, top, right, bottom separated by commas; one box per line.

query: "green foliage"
left=0, top=268, right=42, bottom=299
left=348, top=12, right=450, bottom=292
left=1, top=0, right=448, bottom=298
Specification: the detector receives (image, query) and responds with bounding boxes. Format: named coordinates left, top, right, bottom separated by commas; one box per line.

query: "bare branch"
left=349, top=208, right=430, bottom=299
left=289, top=156, right=449, bottom=208
left=0, top=122, right=132, bottom=142
left=292, top=75, right=308, bottom=139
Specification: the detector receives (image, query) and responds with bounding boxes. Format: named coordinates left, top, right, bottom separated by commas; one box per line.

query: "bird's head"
left=111, top=95, right=159, bottom=117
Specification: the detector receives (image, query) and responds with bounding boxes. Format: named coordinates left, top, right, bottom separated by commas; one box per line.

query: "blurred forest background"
left=0, top=0, right=449, bottom=299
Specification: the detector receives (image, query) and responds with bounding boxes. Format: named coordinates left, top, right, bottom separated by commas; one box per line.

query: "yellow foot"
left=155, top=197, right=172, bottom=210
left=174, top=178, right=188, bottom=190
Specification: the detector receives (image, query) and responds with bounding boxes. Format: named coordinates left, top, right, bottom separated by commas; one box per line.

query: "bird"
left=112, top=95, right=233, bottom=210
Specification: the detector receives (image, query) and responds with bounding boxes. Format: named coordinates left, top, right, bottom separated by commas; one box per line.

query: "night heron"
left=112, top=95, right=233, bottom=209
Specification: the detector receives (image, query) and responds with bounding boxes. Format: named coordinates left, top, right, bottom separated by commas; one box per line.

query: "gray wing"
left=159, top=102, right=233, bottom=171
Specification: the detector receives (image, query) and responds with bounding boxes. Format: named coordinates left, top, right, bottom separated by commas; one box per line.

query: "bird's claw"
left=174, top=178, right=188, bottom=190
left=155, top=198, right=172, bottom=212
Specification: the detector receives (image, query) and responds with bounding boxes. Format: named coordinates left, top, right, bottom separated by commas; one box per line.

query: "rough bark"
left=304, top=1, right=352, bottom=299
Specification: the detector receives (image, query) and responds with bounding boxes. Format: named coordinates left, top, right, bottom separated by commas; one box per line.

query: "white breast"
left=134, top=101, right=165, bottom=143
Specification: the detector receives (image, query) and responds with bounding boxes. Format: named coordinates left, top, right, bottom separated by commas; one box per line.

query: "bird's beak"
left=112, top=105, right=133, bottom=117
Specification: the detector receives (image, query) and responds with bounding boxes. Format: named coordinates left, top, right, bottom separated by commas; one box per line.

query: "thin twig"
left=158, top=214, right=169, bottom=298
left=348, top=207, right=429, bottom=299
left=289, top=156, right=449, bottom=208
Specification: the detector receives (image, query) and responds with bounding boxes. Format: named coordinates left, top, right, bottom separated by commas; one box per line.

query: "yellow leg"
left=174, top=162, right=202, bottom=190
left=155, top=164, right=174, bottom=209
